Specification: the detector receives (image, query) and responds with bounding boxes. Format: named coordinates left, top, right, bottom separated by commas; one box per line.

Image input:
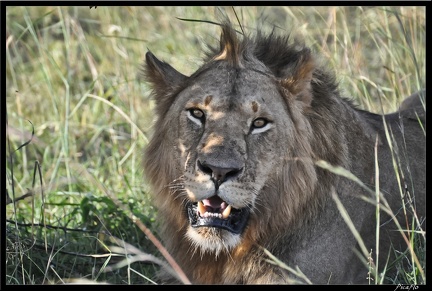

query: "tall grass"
left=5, top=6, right=425, bottom=284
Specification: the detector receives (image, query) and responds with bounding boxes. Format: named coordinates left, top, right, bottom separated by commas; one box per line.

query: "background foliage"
left=5, top=6, right=425, bottom=284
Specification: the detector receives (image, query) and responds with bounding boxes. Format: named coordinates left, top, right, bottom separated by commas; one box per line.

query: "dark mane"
left=203, top=23, right=339, bottom=99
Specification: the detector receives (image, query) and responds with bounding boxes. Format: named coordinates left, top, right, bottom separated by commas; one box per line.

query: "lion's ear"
left=144, top=51, right=187, bottom=110
left=279, top=48, right=315, bottom=107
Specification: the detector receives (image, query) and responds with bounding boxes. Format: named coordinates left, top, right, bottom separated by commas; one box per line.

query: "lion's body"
left=143, top=24, right=425, bottom=284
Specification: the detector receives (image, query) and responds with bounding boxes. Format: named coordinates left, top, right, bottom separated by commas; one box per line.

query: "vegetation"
left=5, top=6, right=425, bottom=284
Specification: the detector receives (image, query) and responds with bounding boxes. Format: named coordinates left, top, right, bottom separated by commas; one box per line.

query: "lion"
left=142, top=23, right=426, bottom=284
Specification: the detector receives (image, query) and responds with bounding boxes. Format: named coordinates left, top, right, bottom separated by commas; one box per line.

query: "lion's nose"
left=197, top=160, right=242, bottom=188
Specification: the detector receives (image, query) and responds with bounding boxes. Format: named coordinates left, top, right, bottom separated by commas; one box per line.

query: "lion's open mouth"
left=187, top=196, right=250, bottom=234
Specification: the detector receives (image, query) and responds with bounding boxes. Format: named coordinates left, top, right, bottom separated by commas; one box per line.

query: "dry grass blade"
left=263, top=248, right=312, bottom=284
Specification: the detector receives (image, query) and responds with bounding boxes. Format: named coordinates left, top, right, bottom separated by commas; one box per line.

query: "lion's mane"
left=143, top=23, right=425, bottom=284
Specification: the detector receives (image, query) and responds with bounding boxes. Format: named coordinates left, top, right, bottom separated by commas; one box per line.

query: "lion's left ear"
left=279, top=48, right=315, bottom=107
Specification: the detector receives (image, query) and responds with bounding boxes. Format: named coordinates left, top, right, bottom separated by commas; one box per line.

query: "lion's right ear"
left=144, top=51, right=187, bottom=112
left=279, top=48, right=315, bottom=108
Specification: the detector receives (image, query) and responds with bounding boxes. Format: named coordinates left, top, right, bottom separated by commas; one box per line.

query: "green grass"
left=5, top=6, right=425, bottom=285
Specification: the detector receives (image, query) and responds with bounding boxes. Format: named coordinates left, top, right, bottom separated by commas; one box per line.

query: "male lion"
left=143, top=23, right=426, bottom=284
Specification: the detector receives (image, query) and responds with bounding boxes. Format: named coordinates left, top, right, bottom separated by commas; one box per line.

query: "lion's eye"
left=252, top=118, right=267, bottom=128
left=187, top=108, right=205, bottom=126
left=251, top=118, right=272, bottom=134
left=190, top=109, right=204, bottom=119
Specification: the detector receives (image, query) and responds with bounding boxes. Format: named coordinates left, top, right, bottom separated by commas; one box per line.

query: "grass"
left=5, top=5, right=425, bottom=285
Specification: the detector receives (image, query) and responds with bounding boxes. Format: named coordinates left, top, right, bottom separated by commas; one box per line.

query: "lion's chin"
left=186, top=226, right=242, bottom=256
left=185, top=200, right=250, bottom=255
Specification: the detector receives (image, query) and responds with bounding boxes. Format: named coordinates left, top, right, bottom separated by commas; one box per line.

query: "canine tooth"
left=197, top=201, right=206, bottom=216
left=222, top=204, right=232, bottom=219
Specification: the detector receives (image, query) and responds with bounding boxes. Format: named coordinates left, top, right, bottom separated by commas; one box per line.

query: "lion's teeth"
left=197, top=201, right=232, bottom=219
left=197, top=201, right=206, bottom=216
left=222, top=204, right=232, bottom=219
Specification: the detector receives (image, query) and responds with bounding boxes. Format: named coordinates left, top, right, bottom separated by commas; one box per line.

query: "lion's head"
left=143, top=24, right=346, bottom=262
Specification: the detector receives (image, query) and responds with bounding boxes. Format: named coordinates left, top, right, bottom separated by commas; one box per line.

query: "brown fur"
left=143, top=23, right=425, bottom=284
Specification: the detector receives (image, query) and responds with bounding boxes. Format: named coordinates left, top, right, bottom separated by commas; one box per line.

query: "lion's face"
left=171, top=63, right=299, bottom=254
left=144, top=25, right=317, bottom=258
